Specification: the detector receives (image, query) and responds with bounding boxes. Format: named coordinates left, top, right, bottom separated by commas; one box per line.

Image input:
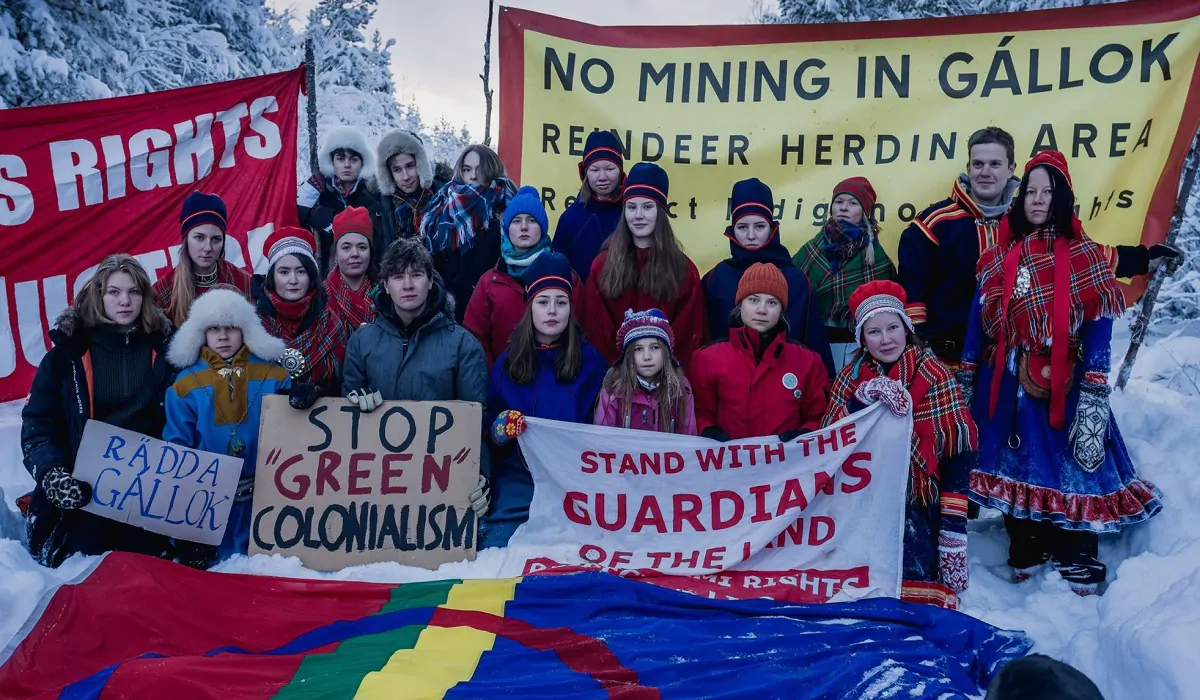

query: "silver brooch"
left=1013, top=265, right=1032, bottom=299
left=217, top=367, right=243, bottom=378
left=279, top=348, right=310, bottom=379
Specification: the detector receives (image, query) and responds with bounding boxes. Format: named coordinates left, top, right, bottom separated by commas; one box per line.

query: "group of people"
left=19, top=123, right=1168, bottom=609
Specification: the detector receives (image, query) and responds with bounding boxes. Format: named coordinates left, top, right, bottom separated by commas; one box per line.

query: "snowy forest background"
left=1, top=0, right=1197, bottom=329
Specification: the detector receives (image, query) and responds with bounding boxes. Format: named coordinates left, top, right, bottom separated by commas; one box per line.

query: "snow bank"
left=1, top=329, right=1197, bottom=698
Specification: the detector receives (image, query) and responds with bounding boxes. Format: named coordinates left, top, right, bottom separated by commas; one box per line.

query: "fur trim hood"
left=376, top=130, right=433, bottom=195
left=167, top=288, right=287, bottom=368
left=319, top=126, right=375, bottom=181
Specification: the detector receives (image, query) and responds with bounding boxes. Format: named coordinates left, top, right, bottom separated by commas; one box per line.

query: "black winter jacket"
left=298, top=173, right=386, bottom=276
left=20, top=307, right=178, bottom=568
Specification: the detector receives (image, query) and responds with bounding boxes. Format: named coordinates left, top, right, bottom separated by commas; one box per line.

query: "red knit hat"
left=735, top=263, right=789, bottom=310
left=333, top=206, right=373, bottom=247
left=848, top=280, right=914, bottom=345
left=1025, top=150, right=1073, bottom=189
left=264, top=226, right=317, bottom=269
left=832, top=177, right=877, bottom=214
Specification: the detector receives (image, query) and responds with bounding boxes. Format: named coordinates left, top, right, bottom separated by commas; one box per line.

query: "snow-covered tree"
left=759, top=0, right=1123, bottom=23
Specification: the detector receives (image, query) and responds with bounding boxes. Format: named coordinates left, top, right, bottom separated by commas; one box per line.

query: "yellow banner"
left=498, top=2, right=1200, bottom=275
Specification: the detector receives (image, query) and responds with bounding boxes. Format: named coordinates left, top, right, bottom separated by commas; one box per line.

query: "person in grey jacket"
left=342, top=238, right=490, bottom=515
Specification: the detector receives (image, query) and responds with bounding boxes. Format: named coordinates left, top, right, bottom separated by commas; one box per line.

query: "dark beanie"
left=578, top=130, right=625, bottom=180
left=622, top=162, right=669, bottom=208
left=180, top=191, right=227, bottom=237
left=524, top=251, right=574, bottom=302
left=731, top=178, right=774, bottom=225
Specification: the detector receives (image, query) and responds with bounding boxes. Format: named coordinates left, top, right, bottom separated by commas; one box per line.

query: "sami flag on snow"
left=0, top=554, right=1030, bottom=699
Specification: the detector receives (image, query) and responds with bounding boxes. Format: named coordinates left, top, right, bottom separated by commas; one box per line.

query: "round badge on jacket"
left=782, top=373, right=798, bottom=390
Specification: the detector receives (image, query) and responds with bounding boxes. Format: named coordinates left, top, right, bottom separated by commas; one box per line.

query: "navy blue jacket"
left=20, top=308, right=177, bottom=568
left=552, top=197, right=622, bottom=281
left=702, top=230, right=834, bottom=376
left=485, top=341, right=607, bottom=528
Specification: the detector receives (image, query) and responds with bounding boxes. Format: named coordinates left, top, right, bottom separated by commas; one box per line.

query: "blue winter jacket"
left=702, top=229, right=835, bottom=377
left=552, top=197, right=623, bottom=281
left=163, top=345, right=291, bottom=560
left=485, top=341, right=607, bottom=531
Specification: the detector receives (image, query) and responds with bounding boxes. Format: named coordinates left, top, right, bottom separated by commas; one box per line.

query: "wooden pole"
left=1115, top=133, right=1200, bottom=390
left=481, top=0, right=495, bottom=147
left=304, top=38, right=319, bottom=178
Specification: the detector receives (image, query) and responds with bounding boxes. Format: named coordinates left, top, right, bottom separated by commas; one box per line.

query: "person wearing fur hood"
left=297, top=125, right=386, bottom=275
left=375, top=129, right=452, bottom=255
left=20, top=255, right=177, bottom=568
left=163, top=286, right=291, bottom=565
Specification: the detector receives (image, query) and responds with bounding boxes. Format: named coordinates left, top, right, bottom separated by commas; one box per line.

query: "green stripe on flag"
left=272, top=579, right=460, bottom=699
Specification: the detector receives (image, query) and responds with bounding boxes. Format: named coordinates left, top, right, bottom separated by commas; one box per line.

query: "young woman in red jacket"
left=690, top=263, right=829, bottom=441
left=464, top=186, right=581, bottom=367
left=579, top=162, right=707, bottom=367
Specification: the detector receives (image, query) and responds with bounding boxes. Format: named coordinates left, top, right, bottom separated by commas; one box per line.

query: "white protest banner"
left=73, top=420, right=243, bottom=546
left=510, top=403, right=910, bottom=603
left=249, top=396, right=482, bottom=571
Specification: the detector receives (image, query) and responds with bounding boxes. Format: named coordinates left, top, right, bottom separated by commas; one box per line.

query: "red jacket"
left=690, top=326, right=830, bottom=439
left=580, top=248, right=708, bottom=366
left=463, top=262, right=583, bottom=367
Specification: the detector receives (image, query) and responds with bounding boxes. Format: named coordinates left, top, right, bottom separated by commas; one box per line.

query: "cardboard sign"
left=249, top=396, right=482, bottom=571
left=74, top=420, right=243, bottom=546
left=510, top=403, right=911, bottom=603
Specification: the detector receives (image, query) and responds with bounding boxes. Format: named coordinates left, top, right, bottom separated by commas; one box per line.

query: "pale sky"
left=274, top=1, right=767, bottom=139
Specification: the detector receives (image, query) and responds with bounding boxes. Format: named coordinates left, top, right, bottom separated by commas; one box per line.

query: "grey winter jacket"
left=342, top=279, right=488, bottom=409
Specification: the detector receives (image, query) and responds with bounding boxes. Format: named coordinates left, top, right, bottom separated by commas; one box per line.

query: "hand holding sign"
left=72, top=421, right=243, bottom=546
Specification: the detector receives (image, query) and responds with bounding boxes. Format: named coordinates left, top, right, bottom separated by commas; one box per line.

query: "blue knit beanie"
left=180, top=191, right=227, bottom=237
left=578, top=130, right=625, bottom=180
left=524, top=251, right=574, bottom=302
left=502, top=186, right=550, bottom=239
left=622, top=163, right=669, bottom=208
left=730, top=178, right=774, bottom=225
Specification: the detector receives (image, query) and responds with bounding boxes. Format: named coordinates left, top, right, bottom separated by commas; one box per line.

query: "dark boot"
left=1051, top=528, right=1105, bottom=596
left=1004, top=515, right=1051, bottom=582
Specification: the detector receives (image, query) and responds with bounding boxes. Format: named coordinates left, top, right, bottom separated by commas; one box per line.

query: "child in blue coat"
left=164, top=286, right=291, bottom=565
left=482, top=252, right=607, bottom=548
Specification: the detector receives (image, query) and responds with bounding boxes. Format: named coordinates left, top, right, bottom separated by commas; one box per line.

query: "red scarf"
left=977, top=220, right=1123, bottom=429
left=824, top=345, right=977, bottom=504
left=262, top=289, right=349, bottom=387
left=324, top=268, right=375, bottom=328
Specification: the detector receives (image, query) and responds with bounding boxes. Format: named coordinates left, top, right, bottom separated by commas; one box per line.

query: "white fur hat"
left=319, top=126, right=375, bottom=181
left=376, top=130, right=433, bottom=195
left=167, top=288, right=287, bottom=368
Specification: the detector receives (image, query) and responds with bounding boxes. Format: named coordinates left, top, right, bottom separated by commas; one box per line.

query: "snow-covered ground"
left=2, top=323, right=1199, bottom=698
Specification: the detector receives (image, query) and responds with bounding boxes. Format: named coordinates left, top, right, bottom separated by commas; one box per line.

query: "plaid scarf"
left=794, top=224, right=895, bottom=329
left=421, top=177, right=517, bottom=255
left=324, top=267, right=375, bottom=328
left=392, top=186, right=436, bottom=240
left=823, top=345, right=977, bottom=505
left=819, top=219, right=870, bottom=273
left=261, top=289, right=349, bottom=388
left=977, top=222, right=1123, bottom=428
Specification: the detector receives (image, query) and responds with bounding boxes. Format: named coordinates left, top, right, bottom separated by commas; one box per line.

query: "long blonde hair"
left=74, top=254, right=165, bottom=333
left=165, top=231, right=224, bottom=326
left=601, top=342, right=688, bottom=433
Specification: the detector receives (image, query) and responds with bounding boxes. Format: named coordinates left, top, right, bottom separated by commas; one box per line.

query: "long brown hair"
left=454, top=144, right=506, bottom=186
left=598, top=204, right=689, bottom=302
left=74, top=254, right=165, bottom=333
left=504, top=304, right=585, bottom=385
left=602, top=342, right=688, bottom=432
left=165, top=229, right=224, bottom=326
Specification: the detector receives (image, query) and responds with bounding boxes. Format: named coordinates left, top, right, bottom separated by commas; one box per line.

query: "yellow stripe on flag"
left=354, top=578, right=520, bottom=699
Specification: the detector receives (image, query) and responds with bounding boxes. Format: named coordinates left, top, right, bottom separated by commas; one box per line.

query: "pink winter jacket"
left=593, top=379, right=698, bottom=435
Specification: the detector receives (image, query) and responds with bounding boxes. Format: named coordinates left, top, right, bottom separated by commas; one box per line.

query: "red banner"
left=0, top=67, right=304, bottom=402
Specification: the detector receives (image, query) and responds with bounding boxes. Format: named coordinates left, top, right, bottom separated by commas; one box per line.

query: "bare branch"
left=481, top=0, right=495, bottom=147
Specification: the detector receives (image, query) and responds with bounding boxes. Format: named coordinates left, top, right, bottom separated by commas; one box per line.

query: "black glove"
left=41, top=467, right=92, bottom=510
left=1149, top=242, right=1184, bottom=263
left=778, top=429, right=803, bottom=442
left=289, top=382, right=321, bottom=410
left=177, top=543, right=217, bottom=570
left=702, top=426, right=732, bottom=442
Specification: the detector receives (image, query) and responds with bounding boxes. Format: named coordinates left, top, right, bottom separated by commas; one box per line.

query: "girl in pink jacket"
left=594, top=309, right=697, bottom=434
